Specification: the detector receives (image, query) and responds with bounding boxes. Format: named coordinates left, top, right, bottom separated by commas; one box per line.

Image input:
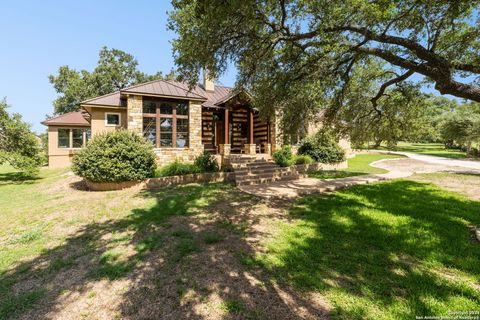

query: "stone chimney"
left=203, top=69, right=215, bottom=92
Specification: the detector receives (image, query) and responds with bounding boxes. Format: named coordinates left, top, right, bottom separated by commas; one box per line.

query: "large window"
left=142, top=98, right=189, bottom=148
left=58, top=129, right=70, bottom=148
left=57, top=128, right=89, bottom=148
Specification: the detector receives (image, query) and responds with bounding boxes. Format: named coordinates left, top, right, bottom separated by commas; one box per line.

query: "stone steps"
left=230, top=156, right=301, bottom=186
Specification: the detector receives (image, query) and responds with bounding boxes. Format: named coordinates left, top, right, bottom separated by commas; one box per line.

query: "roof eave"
left=121, top=91, right=207, bottom=101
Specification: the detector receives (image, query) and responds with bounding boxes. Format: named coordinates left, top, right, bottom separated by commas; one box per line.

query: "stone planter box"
left=145, top=172, right=235, bottom=189
left=85, top=180, right=140, bottom=191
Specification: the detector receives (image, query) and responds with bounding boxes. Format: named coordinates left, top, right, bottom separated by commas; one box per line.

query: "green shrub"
left=291, top=154, right=314, bottom=165
left=273, top=145, right=293, bottom=167
left=194, top=151, right=219, bottom=172
left=72, top=130, right=156, bottom=182
left=155, top=160, right=200, bottom=177
left=298, top=130, right=345, bottom=163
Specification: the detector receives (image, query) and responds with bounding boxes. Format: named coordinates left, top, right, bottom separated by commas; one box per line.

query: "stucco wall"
left=47, top=125, right=89, bottom=168
left=90, top=107, right=127, bottom=136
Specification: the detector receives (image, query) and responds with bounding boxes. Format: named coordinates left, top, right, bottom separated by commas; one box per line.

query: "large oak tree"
left=168, top=0, right=480, bottom=133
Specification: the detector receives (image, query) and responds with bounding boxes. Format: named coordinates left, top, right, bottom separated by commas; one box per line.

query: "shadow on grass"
left=308, top=171, right=366, bottom=179
left=256, top=180, right=480, bottom=319
left=0, top=183, right=329, bottom=319
left=0, top=171, right=40, bottom=186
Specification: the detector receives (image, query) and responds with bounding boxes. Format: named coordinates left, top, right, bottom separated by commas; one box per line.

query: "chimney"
left=203, top=69, right=215, bottom=92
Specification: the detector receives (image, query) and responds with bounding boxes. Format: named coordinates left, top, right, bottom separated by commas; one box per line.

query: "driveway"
left=381, top=151, right=480, bottom=170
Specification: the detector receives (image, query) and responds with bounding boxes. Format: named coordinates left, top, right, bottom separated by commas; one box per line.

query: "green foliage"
left=290, top=154, right=314, bottom=165
left=298, top=130, right=345, bottom=163
left=0, top=98, right=42, bottom=175
left=49, top=47, right=174, bottom=114
left=193, top=151, right=219, bottom=172
left=272, top=145, right=293, bottom=167
left=71, top=130, right=156, bottom=182
left=439, top=113, right=480, bottom=153
left=155, top=161, right=200, bottom=177
left=169, top=1, right=480, bottom=139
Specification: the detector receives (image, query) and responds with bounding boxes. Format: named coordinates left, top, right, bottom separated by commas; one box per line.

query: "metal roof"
left=81, top=91, right=123, bottom=107
left=41, top=111, right=90, bottom=126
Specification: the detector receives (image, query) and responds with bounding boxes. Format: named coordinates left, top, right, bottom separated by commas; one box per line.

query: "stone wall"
left=146, top=172, right=235, bottom=188
left=154, top=101, right=204, bottom=164
left=127, top=95, right=143, bottom=135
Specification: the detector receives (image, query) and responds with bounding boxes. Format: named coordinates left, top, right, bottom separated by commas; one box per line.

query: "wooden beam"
left=248, top=109, right=254, bottom=144
left=224, top=108, right=229, bottom=144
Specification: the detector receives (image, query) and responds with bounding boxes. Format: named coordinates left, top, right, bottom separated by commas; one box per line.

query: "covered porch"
left=201, top=101, right=272, bottom=156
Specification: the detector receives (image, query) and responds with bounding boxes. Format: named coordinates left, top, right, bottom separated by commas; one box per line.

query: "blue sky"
left=0, top=1, right=236, bottom=133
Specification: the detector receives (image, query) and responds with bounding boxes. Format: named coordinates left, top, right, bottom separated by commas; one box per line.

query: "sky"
left=0, top=0, right=237, bottom=133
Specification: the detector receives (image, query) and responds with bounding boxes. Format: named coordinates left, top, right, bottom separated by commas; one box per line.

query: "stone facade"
left=127, top=95, right=143, bottom=135
left=244, top=144, right=256, bottom=155
left=154, top=101, right=204, bottom=164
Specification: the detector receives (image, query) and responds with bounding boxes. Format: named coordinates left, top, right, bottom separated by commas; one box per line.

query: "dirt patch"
left=410, top=172, right=480, bottom=200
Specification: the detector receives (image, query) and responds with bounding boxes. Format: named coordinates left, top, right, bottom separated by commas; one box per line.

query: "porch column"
left=249, top=109, right=254, bottom=144
left=244, top=108, right=256, bottom=154
left=224, top=108, right=229, bottom=144
left=220, top=108, right=231, bottom=156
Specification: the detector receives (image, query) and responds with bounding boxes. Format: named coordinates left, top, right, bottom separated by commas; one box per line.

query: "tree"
left=168, top=0, right=480, bottom=128
left=439, top=112, right=480, bottom=152
left=0, top=98, right=43, bottom=175
left=49, top=47, right=173, bottom=114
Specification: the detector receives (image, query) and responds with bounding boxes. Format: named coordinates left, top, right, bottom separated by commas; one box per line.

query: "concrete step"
left=235, top=170, right=300, bottom=181
left=233, top=163, right=278, bottom=170
left=235, top=166, right=294, bottom=176
left=235, top=173, right=300, bottom=186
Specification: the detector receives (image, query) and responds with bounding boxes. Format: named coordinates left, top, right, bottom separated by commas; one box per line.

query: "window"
left=105, top=112, right=121, bottom=126
left=142, top=98, right=189, bottom=148
left=72, top=129, right=84, bottom=148
left=85, top=128, right=91, bottom=143
left=58, top=129, right=70, bottom=148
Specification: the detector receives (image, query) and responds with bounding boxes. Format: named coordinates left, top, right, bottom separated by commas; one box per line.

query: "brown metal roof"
left=121, top=80, right=207, bottom=100
left=81, top=91, right=123, bottom=107
left=41, top=111, right=90, bottom=126
left=78, top=79, right=239, bottom=110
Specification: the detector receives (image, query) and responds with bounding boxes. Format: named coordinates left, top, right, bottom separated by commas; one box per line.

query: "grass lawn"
left=1, top=164, right=479, bottom=319
left=255, top=180, right=480, bottom=319
left=375, top=142, right=468, bottom=159
left=308, top=153, right=404, bottom=179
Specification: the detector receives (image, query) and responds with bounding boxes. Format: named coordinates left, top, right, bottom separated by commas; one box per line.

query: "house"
left=42, top=75, right=281, bottom=168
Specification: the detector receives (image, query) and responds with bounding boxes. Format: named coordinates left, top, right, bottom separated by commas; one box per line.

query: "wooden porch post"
left=248, top=109, right=254, bottom=144
left=224, top=108, right=229, bottom=144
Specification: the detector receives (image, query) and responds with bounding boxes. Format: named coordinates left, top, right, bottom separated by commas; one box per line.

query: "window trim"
left=142, top=99, right=189, bottom=148
left=105, top=112, right=121, bottom=127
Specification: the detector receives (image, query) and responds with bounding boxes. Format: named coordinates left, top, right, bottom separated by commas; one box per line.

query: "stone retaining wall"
left=145, top=172, right=235, bottom=189
left=293, top=161, right=348, bottom=174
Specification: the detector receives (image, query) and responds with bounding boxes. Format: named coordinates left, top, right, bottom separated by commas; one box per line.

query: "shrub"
left=194, top=151, right=219, bottom=172
left=273, top=145, right=293, bottom=167
left=72, top=130, right=156, bottom=182
left=298, top=129, right=345, bottom=163
left=291, top=154, right=314, bottom=165
left=155, top=160, right=200, bottom=177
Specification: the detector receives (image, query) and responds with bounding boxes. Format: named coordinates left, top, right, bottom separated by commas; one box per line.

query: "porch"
left=201, top=103, right=272, bottom=156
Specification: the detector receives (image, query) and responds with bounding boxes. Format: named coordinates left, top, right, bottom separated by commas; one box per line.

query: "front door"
left=215, top=120, right=225, bottom=146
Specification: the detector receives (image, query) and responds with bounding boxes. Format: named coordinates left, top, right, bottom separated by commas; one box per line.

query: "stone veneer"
left=127, top=96, right=204, bottom=165
left=155, top=100, right=203, bottom=164
left=127, top=95, right=143, bottom=134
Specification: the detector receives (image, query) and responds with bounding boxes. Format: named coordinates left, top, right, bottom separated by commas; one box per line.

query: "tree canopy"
left=168, top=0, right=480, bottom=134
left=0, top=98, right=43, bottom=174
left=49, top=47, right=174, bottom=114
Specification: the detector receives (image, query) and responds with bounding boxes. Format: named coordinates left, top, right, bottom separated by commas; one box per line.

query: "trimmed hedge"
left=72, top=130, right=157, bottom=182
left=273, top=145, right=293, bottom=167
left=298, top=130, right=345, bottom=163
